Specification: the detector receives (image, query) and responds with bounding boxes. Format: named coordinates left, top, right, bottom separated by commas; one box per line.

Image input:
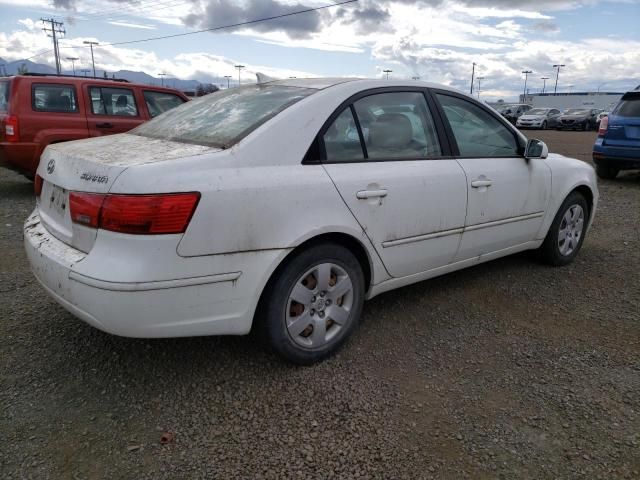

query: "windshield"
left=565, top=109, right=589, bottom=115
left=0, top=81, right=9, bottom=113
left=527, top=109, right=548, bottom=115
left=132, top=84, right=316, bottom=148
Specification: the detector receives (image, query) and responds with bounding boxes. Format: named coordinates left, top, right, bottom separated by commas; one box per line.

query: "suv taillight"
left=598, top=116, right=608, bottom=136
left=69, top=192, right=200, bottom=234
left=4, top=115, right=19, bottom=142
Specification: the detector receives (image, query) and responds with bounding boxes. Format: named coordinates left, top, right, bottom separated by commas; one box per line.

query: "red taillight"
left=69, top=192, right=200, bottom=234
left=34, top=174, right=43, bottom=196
left=69, top=192, right=106, bottom=228
left=598, top=116, right=608, bottom=136
left=4, top=115, right=19, bottom=142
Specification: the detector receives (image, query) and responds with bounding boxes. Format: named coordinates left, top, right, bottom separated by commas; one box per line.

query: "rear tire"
left=595, top=165, right=619, bottom=179
left=259, top=243, right=365, bottom=365
left=541, top=121, right=547, bottom=130
left=539, top=192, right=589, bottom=266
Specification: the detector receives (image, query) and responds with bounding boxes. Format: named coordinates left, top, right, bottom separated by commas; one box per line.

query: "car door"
left=432, top=91, right=551, bottom=261
left=319, top=89, right=468, bottom=278
left=548, top=109, right=561, bottom=128
left=85, top=84, right=144, bottom=137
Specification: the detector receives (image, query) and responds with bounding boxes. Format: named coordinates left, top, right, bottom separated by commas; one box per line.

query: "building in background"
left=519, top=92, right=624, bottom=111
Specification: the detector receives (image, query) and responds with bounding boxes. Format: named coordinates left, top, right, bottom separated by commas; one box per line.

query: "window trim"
left=303, top=86, right=453, bottom=165
left=88, top=85, right=140, bottom=117
left=430, top=89, right=527, bottom=158
left=31, top=83, right=79, bottom=113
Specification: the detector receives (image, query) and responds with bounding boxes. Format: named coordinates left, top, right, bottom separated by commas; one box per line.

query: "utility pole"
left=224, top=75, right=231, bottom=88
left=476, top=77, right=485, bottom=99
left=540, top=77, right=549, bottom=94
left=158, top=73, right=166, bottom=86
left=521, top=70, right=532, bottom=100
left=470, top=62, right=476, bottom=95
left=81, top=69, right=90, bottom=77
left=66, top=57, right=79, bottom=76
left=553, top=64, right=565, bottom=95
left=382, top=69, right=392, bottom=80
left=235, top=65, right=245, bottom=86
left=0, top=64, right=5, bottom=76
left=41, top=18, right=65, bottom=75
left=83, top=41, right=99, bottom=78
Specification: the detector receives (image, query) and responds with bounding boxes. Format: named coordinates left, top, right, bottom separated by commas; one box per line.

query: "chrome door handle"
left=356, top=189, right=388, bottom=199
left=471, top=179, right=492, bottom=188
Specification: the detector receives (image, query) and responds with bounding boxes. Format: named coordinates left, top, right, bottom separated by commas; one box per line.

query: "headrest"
left=116, top=95, right=128, bottom=106
left=369, top=113, right=412, bottom=148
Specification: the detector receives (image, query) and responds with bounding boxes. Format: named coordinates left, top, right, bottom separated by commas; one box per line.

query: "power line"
left=102, top=0, right=358, bottom=47
left=23, top=1, right=358, bottom=62
left=41, top=18, right=65, bottom=74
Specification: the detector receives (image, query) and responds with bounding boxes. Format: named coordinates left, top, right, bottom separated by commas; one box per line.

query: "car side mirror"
left=524, top=139, right=549, bottom=159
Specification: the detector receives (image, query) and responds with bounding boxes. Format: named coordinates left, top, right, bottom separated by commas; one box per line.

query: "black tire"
left=595, top=165, right=619, bottom=180
left=541, top=121, right=547, bottom=130
left=539, top=191, right=589, bottom=266
left=582, top=121, right=588, bottom=131
left=259, top=243, right=365, bottom=365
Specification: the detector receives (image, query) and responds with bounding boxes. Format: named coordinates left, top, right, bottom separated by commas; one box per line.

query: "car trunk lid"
left=37, top=133, right=219, bottom=252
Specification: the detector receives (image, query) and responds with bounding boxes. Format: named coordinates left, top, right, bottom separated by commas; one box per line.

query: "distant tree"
left=112, top=74, right=115, bottom=79
left=103, top=71, right=108, bottom=79
left=17, top=63, right=29, bottom=75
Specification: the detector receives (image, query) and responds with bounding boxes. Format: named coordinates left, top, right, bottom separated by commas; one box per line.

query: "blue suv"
left=593, top=89, right=640, bottom=179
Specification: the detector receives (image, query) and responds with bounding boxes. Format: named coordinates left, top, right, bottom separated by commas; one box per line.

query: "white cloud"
left=107, top=21, right=157, bottom=30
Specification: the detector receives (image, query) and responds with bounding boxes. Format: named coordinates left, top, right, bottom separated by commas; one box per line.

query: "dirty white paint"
left=26, top=78, right=599, bottom=340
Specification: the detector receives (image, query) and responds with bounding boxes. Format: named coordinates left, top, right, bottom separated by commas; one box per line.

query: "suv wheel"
left=595, top=165, right=619, bottom=179
left=260, top=243, right=365, bottom=365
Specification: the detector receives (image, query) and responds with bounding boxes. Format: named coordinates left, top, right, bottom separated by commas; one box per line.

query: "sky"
left=0, top=0, right=639, bottom=100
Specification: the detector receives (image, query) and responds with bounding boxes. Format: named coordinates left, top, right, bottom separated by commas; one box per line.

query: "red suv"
left=0, top=74, right=188, bottom=177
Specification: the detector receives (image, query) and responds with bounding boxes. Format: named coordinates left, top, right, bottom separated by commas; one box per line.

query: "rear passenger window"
left=32, top=84, right=78, bottom=112
left=90, top=87, right=138, bottom=116
left=323, top=107, right=365, bottom=162
left=143, top=91, right=185, bottom=118
left=353, top=92, right=441, bottom=159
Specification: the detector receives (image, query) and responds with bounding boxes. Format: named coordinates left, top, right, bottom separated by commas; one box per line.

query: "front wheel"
left=539, top=192, right=589, bottom=266
left=541, top=121, right=548, bottom=130
left=260, top=243, right=365, bottom=364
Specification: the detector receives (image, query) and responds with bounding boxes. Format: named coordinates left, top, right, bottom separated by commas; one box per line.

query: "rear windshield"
left=614, top=93, right=640, bottom=117
left=132, top=84, right=316, bottom=148
left=0, top=81, right=9, bottom=113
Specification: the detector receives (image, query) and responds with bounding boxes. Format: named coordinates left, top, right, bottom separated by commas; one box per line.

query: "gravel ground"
left=1, top=130, right=639, bottom=479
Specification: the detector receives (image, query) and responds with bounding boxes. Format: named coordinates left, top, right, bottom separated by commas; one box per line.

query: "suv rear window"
left=132, top=84, right=315, bottom=148
left=0, top=81, right=9, bottom=113
left=33, top=84, right=78, bottom=112
left=614, top=92, right=640, bottom=117
left=143, top=90, right=185, bottom=118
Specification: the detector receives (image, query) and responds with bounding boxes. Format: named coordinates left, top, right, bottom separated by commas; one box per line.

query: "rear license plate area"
left=48, top=184, right=68, bottom=219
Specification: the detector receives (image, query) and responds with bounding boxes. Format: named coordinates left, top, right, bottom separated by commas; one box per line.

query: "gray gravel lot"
left=1, top=131, right=639, bottom=479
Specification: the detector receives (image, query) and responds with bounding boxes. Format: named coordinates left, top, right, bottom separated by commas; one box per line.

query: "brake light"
left=69, top=192, right=200, bottom=234
left=4, top=115, right=19, bottom=142
left=598, top=116, right=608, bottom=136
left=69, top=192, right=106, bottom=228
left=34, top=175, right=43, bottom=196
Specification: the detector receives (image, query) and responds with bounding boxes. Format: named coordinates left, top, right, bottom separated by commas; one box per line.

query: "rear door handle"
left=356, top=189, right=388, bottom=199
left=471, top=179, right=492, bottom=188
left=96, top=122, right=114, bottom=128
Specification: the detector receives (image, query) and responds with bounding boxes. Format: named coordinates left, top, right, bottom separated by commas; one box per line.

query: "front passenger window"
left=436, top=94, right=519, bottom=157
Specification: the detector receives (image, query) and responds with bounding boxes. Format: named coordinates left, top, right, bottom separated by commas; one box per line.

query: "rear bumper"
left=0, top=142, right=38, bottom=175
left=24, top=210, right=286, bottom=338
left=593, top=143, right=640, bottom=170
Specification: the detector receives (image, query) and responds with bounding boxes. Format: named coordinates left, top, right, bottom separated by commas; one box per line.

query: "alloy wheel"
left=558, top=204, right=584, bottom=256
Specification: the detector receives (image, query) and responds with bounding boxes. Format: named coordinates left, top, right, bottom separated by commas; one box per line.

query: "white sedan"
left=25, top=78, right=598, bottom=364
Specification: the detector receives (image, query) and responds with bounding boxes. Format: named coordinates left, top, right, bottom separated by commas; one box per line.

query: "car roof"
left=261, top=77, right=464, bottom=95
left=7, top=74, right=186, bottom=95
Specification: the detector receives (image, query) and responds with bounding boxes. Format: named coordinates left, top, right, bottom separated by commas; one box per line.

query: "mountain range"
left=0, top=57, right=218, bottom=92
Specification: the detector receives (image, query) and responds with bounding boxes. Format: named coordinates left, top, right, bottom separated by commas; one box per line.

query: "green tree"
left=17, top=63, right=29, bottom=75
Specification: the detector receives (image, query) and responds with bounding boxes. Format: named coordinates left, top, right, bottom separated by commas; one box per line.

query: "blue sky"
left=1, top=0, right=638, bottom=100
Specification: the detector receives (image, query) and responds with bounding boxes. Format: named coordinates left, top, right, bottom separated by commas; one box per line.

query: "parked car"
left=497, top=103, right=531, bottom=124
left=24, top=78, right=598, bottom=364
left=516, top=108, right=562, bottom=130
left=0, top=74, right=188, bottom=177
left=556, top=108, right=600, bottom=131
left=593, top=89, right=640, bottom=179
